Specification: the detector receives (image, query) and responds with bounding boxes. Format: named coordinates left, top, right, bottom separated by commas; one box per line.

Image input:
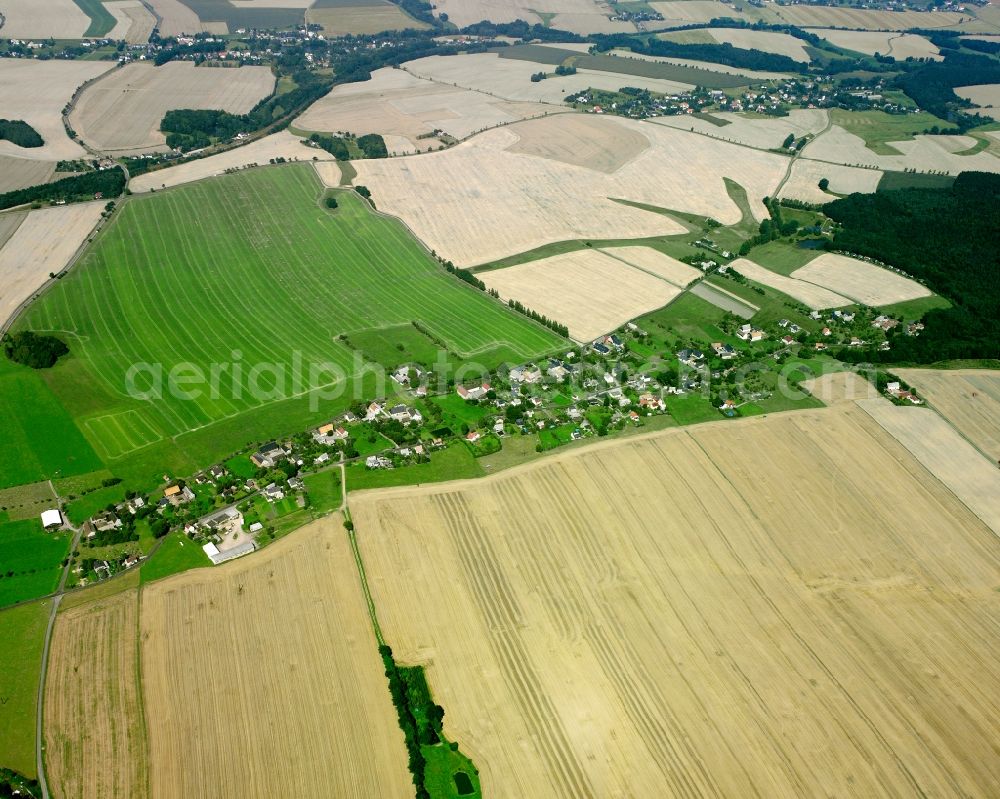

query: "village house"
left=509, top=365, right=542, bottom=384
left=457, top=382, right=490, bottom=400
left=288, top=477, right=304, bottom=491
left=41, top=509, right=63, bottom=530
left=719, top=399, right=736, bottom=411
left=365, top=401, right=385, bottom=421
left=202, top=507, right=242, bottom=534
left=251, top=441, right=286, bottom=469
left=208, top=464, right=227, bottom=481
left=262, top=482, right=285, bottom=502
left=711, top=342, right=736, bottom=360
left=781, top=335, right=795, bottom=347
left=164, top=484, right=195, bottom=506
left=638, top=392, right=665, bottom=412
left=313, top=423, right=349, bottom=445
left=465, top=430, right=481, bottom=444
left=677, top=348, right=705, bottom=367
left=736, top=325, right=765, bottom=342
left=314, top=452, right=331, bottom=465
left=388, top=404, right=421, bottom=423
left=366, top=455, right=392, bottom=470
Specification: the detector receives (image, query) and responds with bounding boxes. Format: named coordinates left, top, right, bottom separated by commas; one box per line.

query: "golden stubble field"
left=138, top=515, right=410, bottom=799
left=44, top=588, right=148, bottom=799
left=71, top=62, right=275, bottom=155
left=350, top=113, right=787, bottom=265
left=894, top=369, right=1000, bottom=463
left=791, top=252, right=931, bottom=307
left=351, top=404, right=1000, bottom=798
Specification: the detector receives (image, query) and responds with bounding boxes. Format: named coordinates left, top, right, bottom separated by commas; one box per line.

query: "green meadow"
left=14, top=164, right=562, bottom=491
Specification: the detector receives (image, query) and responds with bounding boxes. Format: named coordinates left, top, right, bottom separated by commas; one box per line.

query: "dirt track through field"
left=352, top=404, right=1000, bottom=798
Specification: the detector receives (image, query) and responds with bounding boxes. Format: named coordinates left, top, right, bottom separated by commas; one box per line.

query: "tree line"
left=0, top=166, right=125, bottom=211
left=590, top=32, right=807, bottom=72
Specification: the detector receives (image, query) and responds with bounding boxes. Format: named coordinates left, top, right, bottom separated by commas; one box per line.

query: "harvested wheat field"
left=129, top=131, right=329, bottom=192
left=649, top=1, right=732, bottom=26
left=765, top=5, right=967, bottom=30
left=403, top=53, right=694, bottom=105
left=779, top=159, right=882, bottom=204
left=729, top=257, right=851, bottom=309
left=71, top=62, right=275, bottom=155
left=791, top=253, right=931, bottom=307
left=0, top=59, right=115, bottom=162
left=0, top=156, right=56, bottom=194
left=105, top=0, right=157, bottom=44
left=44, top=588, right=148, bottom=799
left=481, top=249, right=681, bottom=341
left=816, top=29, right=941, bottom=60
left=0, top=203, right=104, bottom=326
left=352, top=403, right=1000, bottom=798
left=350, top=114, right=786, bottom=265
left=858, top=398, right=1000, bottom=535
left=307, top=1, right=429, bottom=35
left=601, top=245, right=701, bottom=286
left=145, top=0, right=204, bottom=36
left=653, top=108, right=828, bottom=151
left=430, top=0, right=631, bottom=32
left=894, top=369, right=1000, bottom=463
left=0, top=0, right=90, bottom=38
left=295, top=67, right=554, bottom=151
left=139, top=516, right=410, bottom=799
left=706, top=28, right=811, bottom=62
left=956, top=84, right=1000, bottom=121
left=803, top=123, right=1000, bottom=174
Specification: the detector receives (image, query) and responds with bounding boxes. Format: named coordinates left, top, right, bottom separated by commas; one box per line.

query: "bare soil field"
left=352, top=403, right=1000, bottom=798
left=480, top=249, right=681, bottom=341
left=307, top=1, right=429, bottom=35
left=295, top=67, right=555, bottom=151
left=706, top=28, right=811, bottom=62
left=44, top=589, right=149, bottom=799
left=858, top=398, right=1000, bottom=535
left=145, top=0, right=204, bottom=36
left=893, top=369, right=1000, bottom=463
left=430, top=0, right=632, bottom=32
left=817, top=29, right=942, bottom=60
left=71, top=62, right=275, bottom=155
left=0, top=211, right=26, bottom=251
left=350, top=115, right=786, bottom=265
left=601, top=245, right=701, bottom=286
left=139, top=516, right=411, bottom=799
left=729, top=257, right=851, bottom=309
left=804, top=123, right=1000, bottom=173
left=652, top=108, right=828, bottom=150
left=129, top=131, right=330, bottom=192
left=402, top=53, right=694, bottom=105
left=0, top=0, right=90, bottom=38
left=0, top=59, right=115, bottom=162
left=0, top=157, right=56, bottom=194
left=105, top=0, right=157, bottom=44
left=648, top=1, right=733, bottom=26
left=791, top=253, right=931, bottom=307
left=779, top=159, right=882, bottom=204
left=956, top=84, right=1000, bottom=121
left=0, top=203, right=104, bottom=327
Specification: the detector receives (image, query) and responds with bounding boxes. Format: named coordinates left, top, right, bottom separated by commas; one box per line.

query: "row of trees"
left=379, top=644, right=447, bottom=799
left=0, top=166, right=125, bottom=211
left=590, top=32, right=807, bottom=72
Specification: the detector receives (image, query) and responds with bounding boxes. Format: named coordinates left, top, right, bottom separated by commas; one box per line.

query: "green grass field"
left=830, top=109, right=952, bottom=155
left=15, top=165, right=561, bottom=491
left=0, top=519, right=70, bottom=609
left=71, top=0, right=117, bottom=36
left=345, top=442, right=482, bottom=491
left=139, top=532, right=210, bottom=584
left=0, top=599, right=49, bottom=778
left=0, top=359, right=103, bottom=490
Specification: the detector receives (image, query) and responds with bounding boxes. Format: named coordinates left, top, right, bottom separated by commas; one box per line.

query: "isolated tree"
left=818, top=177, right=830, bottom=191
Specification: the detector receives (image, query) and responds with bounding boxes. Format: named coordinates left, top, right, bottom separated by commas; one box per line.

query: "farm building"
left=41, top=509, right=63, bottom=529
